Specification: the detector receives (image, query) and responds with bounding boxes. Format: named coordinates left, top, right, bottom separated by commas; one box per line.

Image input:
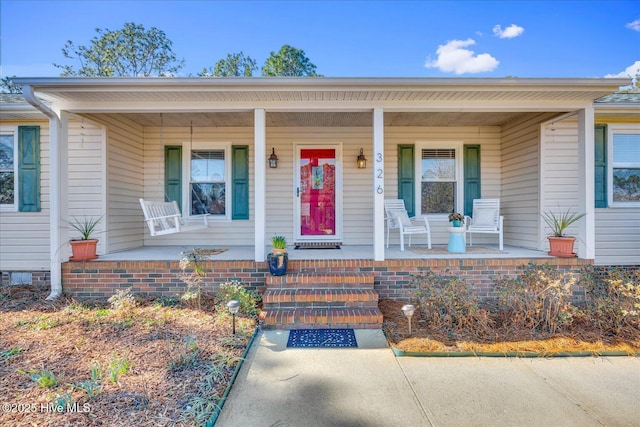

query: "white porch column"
left=373, top=108, right=385, bottom=261
left=578, top=106, right=595, bottom=260
left=254, top=109, right=266, bottom=261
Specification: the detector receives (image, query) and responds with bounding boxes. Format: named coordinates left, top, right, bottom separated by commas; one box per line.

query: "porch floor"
left=97, top=244, right=552, bottom=261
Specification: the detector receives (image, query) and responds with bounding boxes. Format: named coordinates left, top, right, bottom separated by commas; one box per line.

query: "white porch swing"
left=140, top=116, right=211, bottom=236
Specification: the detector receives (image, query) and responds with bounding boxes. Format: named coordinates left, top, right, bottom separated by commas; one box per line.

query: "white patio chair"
left=384, top=199, right=408, bottom=248
left=391, top=210, right=432, bottom=251
left=465, top=199, right=504, bottom=250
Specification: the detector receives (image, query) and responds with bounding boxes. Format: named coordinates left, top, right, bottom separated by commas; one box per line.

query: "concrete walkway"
left=216, top=330, right=640, bottom=427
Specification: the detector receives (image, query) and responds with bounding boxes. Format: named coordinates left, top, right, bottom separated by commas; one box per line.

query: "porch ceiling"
left=103, top=110, right=536, bottom=127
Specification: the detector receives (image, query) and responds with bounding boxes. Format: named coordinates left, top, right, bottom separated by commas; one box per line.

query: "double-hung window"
left=0, top=129, right=17, bottom=210
left=190, top=146, right=229, bottom=217
left=418, top=145, right=462, bottom=215
left=609, top=126, right=640, bottom=205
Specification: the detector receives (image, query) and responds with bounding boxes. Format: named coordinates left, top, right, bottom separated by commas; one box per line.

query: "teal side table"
left=448, top=227, right=466, bottom=253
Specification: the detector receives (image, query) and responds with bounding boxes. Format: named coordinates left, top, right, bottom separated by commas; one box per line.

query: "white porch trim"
left=578, top=106, right=596, bottom=259
left=373, top=108, right=385, bottom=261
left=254, top=108, right=266, bottom=262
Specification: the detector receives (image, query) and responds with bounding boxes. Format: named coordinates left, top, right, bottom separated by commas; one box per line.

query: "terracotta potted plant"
left=542, top=208, right=585, bottom=257
left=69, top=216, right=102, bottom=261
left=268, top=235, right=288, bottom=276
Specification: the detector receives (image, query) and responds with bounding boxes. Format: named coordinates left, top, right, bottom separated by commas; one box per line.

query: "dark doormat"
left=294, top=242, right=342, bottom=250
left=287, top=329, right=357, bottom=348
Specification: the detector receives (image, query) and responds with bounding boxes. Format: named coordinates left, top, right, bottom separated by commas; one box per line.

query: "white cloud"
left=626, top=18, right=640, bottom=31
left=604, top=61, right=640, bottom=78
left=425, top=39, right=499, bottom=75
left=493, top=24, right=525, bottom=39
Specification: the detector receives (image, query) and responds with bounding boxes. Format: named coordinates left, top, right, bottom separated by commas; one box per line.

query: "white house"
left=1, top=77, right=637, bottom=305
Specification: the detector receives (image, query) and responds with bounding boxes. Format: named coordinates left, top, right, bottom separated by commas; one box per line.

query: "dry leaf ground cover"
left=382, top=265, right=640, bottom=356
left=0, top=285, right=255, bottom=427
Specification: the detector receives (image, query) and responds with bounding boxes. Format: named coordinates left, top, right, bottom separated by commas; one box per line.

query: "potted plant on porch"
left=69, top=216, right=102, bottom=261
left=267, top=235, right=288, bottom=276
left=542, top=208, right=585, bottom=258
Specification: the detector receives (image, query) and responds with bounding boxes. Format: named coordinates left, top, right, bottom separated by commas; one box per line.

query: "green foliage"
left=541, top=208, right=585, bottom=237
left=73, top=379, right=101, bottom=398
left=580, top=266, right=640, bottom=335
left=19, top=369, right=58, bottom=388
left=1, top=76, right=20, bottom=93
left=168, top=335, right=200, bottom=372
left=271, top=235, right=287, bottom=250
left=0, top=172, right=14, bottom=205
left=1, top=347, right=24, bottom=360
left=69, top=215, right=102, bottom=240
left=15, top=315, right=59, bottom=330
left=199, top=51, right=258, bottom=77
left=52, top=392, right=74, bottom=410
left=411, top=270, right=492, bottom=335
left=216, top=279, right=261, bottom=317
left=55, top=22, right=184, bottom=77
left=261, top=45, right=321, bottom=77
left=495, top=264, right=577, bottom=333
left=107, top=353, right=132, bottom=383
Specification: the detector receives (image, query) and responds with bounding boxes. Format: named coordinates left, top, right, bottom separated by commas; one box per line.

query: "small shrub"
left=19, top=368, right=58, bottom=388
left=495, top=263, right=577, bottom=334
left=107, top=353, right=132, bottom=383
left=108, top=287, right=138, bottom=312
left=216, top=279, right=261, bottom=317
left=1, top=347, right=24, bottom=360
left=411, top=270, right=492, bottom=336
left=179, top=249, right=208, bottom=309
left=73, top=379, right=101, bottom=398
left=580, top=266, right=640, bottom=335
left=168, top=336, right=200, bottom=372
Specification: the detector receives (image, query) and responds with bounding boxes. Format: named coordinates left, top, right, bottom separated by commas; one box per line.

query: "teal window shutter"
left=463, top=145, right=481, bottom=217
left=397, top=145, right=415, bottom=217
left=18, top=126, right=40, bottom=212
left=594, top=124, right=607, bottom=208
left=232, top=145, right=249, bottom=220
left=164, top=146, right=182, bottom=211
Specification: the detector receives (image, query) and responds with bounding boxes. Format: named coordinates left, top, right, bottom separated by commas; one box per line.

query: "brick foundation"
left=61, top=257, right=595, bottom=302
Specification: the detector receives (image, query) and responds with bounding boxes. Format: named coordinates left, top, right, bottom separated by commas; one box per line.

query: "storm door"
left=295, top=145, right=342, bottom=242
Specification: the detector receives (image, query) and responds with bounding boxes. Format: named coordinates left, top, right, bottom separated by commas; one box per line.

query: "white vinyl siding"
left=503, top=114, right=557, bottom=250
left=386, top=126, right=502, bottom=245
left=266, top=127, right=372, bottom=245
left=143, top=126, right=255, bottom=246
left=86, top=114, right=141, bottom=253
left=0, top=120, right=50, bottom=270
left=594, top=123, right=640, bottom=265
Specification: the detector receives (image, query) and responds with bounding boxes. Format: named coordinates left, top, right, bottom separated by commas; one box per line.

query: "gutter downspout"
left=22, top=85, right=66, bottom=300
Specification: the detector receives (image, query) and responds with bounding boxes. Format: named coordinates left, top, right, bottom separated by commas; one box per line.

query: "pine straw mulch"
left=0, top=285, right=255, bottom=427
left=380, top=299, right=640, bottom=355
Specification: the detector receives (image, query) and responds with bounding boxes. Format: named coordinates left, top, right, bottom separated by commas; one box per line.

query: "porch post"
left=578, top=106, right=595, bottom=260
left=254, top=108, right=266, bottom=262
left=373, top=108, right=385, bottom=261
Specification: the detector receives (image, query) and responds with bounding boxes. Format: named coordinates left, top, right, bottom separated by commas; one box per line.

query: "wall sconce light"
left=268, top=148, right=278, bottom=168
left=357, top=148, right=367, bottom=169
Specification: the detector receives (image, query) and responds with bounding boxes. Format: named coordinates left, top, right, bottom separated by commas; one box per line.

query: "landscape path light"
left=401, top=304, right=416, bottom=335
left=227, top=300, right=240, bottom=335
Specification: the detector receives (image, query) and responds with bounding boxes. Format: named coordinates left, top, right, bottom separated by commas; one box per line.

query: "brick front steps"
left=260, top=272, right=383, bottom=330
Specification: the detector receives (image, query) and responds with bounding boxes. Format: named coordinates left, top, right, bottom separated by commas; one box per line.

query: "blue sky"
left=1, top=0, right=639, bottom=79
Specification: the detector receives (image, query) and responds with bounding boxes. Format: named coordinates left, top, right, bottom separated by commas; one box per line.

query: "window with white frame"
left=419, top=146, right=461, bottom=215
left=190, top=147, right=229, bottom=217
left=610, top=128, right=640, bottom=204
left=0, top=130, right=16, bottom=209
